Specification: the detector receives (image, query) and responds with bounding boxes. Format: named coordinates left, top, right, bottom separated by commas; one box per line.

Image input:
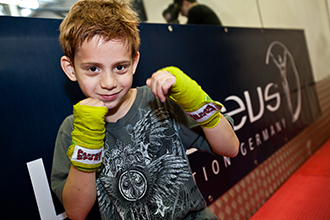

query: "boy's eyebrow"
left=79, top=62, right=103, bottom=68
left=79, top=60, right=132, bottom=67
left=112, top=60, right=132, bottom=67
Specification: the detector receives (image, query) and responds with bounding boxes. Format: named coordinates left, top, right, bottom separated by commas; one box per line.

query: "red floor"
left=250, top=138, right=330, bottom=220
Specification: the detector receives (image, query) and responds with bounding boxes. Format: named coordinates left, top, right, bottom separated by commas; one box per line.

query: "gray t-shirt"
left=51, top=86, right=219, bottom=220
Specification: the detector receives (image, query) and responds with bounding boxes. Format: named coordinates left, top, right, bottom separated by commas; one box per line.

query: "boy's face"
left=62, top=36, right=139, bottom=112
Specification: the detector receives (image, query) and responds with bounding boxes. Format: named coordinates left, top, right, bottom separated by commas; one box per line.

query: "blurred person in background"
left=164, top=0, right=222, bottom=25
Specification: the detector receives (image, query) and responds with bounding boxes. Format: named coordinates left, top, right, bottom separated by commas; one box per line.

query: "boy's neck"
left=104, top=88, right=137, bottom=123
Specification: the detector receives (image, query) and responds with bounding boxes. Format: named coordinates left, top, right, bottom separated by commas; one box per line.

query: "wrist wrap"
left=162, top=66, right=223, bottom=128
left=66, top=102, right=108, bottom=172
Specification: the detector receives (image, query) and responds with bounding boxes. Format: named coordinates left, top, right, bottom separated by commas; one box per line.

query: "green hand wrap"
left=66, top=102, right=108, bottom=172
left=162, top=66, right=223, bottom=129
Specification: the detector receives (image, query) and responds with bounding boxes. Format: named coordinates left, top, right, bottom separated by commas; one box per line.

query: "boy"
left=51, top=0, right=239, bottom=219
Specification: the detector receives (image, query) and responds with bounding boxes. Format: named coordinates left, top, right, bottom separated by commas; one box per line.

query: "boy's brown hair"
left=59, top=0, right=140, bottom=64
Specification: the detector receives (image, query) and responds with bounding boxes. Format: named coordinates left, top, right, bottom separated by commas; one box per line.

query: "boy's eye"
left=116, top=65, right=124, bottom=71
left=89, top=66, right=99, bottom=72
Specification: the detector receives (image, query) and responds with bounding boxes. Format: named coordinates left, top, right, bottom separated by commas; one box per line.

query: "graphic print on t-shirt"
left=97, top=107, right=203, bottom=219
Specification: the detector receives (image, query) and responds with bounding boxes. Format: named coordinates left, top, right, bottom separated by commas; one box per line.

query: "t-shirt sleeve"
left=50, top=115, right=74, bottom=204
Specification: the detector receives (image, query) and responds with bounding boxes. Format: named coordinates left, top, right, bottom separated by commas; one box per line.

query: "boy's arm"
left=62, top=165, right=97, bottom=220
left=201, top=114, right=239, bottom=157
left=146, top=66, right=239, bottom=157
left=62, top=98, right=108, bottom=219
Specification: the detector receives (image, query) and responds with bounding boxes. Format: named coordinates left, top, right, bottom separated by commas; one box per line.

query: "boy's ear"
left=61, top=56, right=77, bottom=81
left=132, top=52, right=140, bottom=75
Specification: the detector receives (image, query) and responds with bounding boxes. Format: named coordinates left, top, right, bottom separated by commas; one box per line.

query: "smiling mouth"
left=99, top=92, right=120, bottom=101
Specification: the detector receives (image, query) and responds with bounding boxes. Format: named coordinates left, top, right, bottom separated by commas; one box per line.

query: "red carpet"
left=250, top=138, right=330, bottom=220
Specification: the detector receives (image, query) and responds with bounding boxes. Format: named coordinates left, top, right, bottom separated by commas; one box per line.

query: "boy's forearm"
left=62, top=165, right=97, bottom=220
left=202, top=114, right=239, bottom=157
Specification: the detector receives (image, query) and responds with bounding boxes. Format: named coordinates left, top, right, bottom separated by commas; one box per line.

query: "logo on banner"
left=222, top=41, right=302, bottom=131
left=266, top=41, right=301, bottom=123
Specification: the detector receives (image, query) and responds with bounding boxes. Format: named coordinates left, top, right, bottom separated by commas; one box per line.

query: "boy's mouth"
left=99, top=92, right=120, bottom=101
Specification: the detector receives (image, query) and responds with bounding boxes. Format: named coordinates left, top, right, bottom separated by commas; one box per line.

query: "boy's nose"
left=100, top=72, right=117, bottom=89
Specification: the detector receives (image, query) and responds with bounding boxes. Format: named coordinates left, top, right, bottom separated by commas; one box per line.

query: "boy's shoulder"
left=63, top=114, right=74, bottom=124
left=135, top=85, right=154, bottom=103
left=59, top=114, right=75, bottom=133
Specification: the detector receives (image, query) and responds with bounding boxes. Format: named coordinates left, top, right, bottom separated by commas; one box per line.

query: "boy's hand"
left=148, top=66, right=223, bottom=129
left=80, top=97, right=106, bottom=107
left=67, top=98, right=108, bottom=172
left=146, top=70, right=176, bottom=102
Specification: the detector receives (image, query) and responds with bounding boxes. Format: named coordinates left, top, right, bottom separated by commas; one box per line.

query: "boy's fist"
left=146, top=70, right=176, bottom=102
left=67, top=98, right=108, bottom=172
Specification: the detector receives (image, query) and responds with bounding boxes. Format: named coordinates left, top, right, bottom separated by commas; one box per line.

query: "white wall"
left=143, top=0, right=330, bottom=82
left=258, top=0, right=330, bottom=82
